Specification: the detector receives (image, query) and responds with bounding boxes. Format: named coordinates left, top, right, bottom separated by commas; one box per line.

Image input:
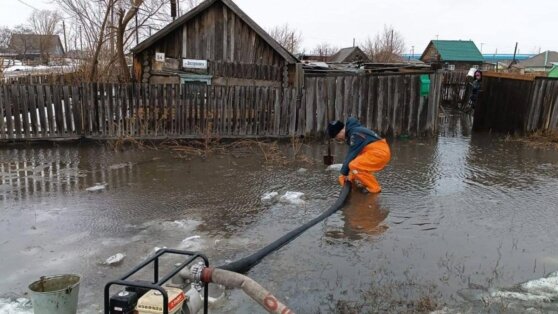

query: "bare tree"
left=8, top=25, right=34, bottom=62
left=311, top=42, right=338, bottom=59
left=0, top=26, right=12, bottom=49
left=362, top=25, right=405, bottom=63
left=56, top=0, right=170, bottom=81
left=184, top=0, right=205, bottom=10
left=29, top=10, right=63, bottom=36
left=27, top=10, right=64, bottom=64
left=268, top=23, right=302, bottom=54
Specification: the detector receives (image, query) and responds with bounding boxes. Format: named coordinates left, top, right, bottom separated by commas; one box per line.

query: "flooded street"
left=2, top=111, right=558, bottom=313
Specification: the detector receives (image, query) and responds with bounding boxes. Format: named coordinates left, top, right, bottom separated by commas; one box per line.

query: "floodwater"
left=2, top=111, right=558, bottom=313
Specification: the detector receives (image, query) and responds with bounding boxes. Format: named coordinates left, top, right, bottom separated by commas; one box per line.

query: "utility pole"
left=111, top=4, right=115, bottom=50
left=353, top=38, right=355, bottom=47
left=62, top=20, right=68, bottom=53
left=509, top=42, right=518, bottom=69
left=480, top=42, right=485, bottom=54
left=79, top=25, right=83, bottom=51
left=135, top=13, right=139, bottom=45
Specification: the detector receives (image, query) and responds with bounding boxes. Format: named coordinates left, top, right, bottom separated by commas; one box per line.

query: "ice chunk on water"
left=489, top=290, right=550, bottom=302
left=0, top=298, right=32, bottom=314
left=520, top=271, right=558, bottom=296
left=261, top=192, right=279, bottom=202
left=182, top=235, right=201, bottom=243
left=461, top=271, right=558, bottom=306
left=279, top=191, right=305, bottom=205
left=86, top=183, right=107, bottom=192
left=181, top=236, right=202, bottom=250
left=105, top=253, right=125, bottom=265
left=326, top=164, right=343, bottom=171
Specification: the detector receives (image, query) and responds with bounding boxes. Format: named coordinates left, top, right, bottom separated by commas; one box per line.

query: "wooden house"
left=329, top=47, right=370, bottom=63
left=8, top=34, right=65, bottom=64
left=516, top=51, right=558, bottom=74
left=131, top=0, right=299, bottom=87
left=420, top=40, right=483, bottom=71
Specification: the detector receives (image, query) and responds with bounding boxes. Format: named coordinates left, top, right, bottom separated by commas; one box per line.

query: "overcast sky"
left=4, top=0, right=557, bottom=55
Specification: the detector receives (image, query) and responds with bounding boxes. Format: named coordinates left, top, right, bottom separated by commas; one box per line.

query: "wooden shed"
left=420, top=40, right=483, bottom=71
left=131, top=0, right=299, bottom=87
left=329, top=47, right=370, bottom=63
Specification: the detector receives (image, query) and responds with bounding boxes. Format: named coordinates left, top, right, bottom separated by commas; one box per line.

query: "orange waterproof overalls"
left=338, top=139, right=391, bottom=193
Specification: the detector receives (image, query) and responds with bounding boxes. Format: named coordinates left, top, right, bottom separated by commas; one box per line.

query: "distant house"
left=516, top=51, right=558, bottom=73
left=420, top=40, right=483, bottom=70
left=9, top=34, right=65, bottom=63
left=329, top=47, right=370, bottom=63
left=130, top=0, right=299, bottom=86
left=297, top=54, right=330, bottom=62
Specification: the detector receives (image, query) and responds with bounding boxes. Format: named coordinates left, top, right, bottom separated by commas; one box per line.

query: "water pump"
left=105, top=248, right=209, bottom=314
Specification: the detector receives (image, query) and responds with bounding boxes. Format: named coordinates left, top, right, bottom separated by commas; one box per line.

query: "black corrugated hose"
left=219, top=183, right=352, bottom=273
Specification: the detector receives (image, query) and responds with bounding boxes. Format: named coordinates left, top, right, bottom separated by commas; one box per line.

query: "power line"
left=16, top=0, right=39, bottom=11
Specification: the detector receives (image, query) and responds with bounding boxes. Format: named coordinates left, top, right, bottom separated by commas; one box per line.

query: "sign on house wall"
left=182, top=59, right=208, bottom=70
left=155, top=52, right=165, bottom=62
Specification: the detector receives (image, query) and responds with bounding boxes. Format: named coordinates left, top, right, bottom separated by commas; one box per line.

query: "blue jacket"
left=340, top=117, right=382, bottom=176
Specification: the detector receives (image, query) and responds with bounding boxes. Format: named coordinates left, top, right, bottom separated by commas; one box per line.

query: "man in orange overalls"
left=327, top=117, right=391, bottom=193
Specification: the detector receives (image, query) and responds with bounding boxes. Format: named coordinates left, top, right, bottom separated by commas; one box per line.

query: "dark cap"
left=327, top=120, right=345, bottom=138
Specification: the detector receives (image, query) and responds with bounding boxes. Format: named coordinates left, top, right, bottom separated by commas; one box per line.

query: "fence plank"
left=358, top=76, right=368, bottom=123
left=366, top=76, right=376, bottom=131
left=351, top=76, right=359, bottom=118
left=305, top=78, right=316, bottom=135
left=316, top=78, right=327, bottom=135
left=72, top=86, right=82, bottom=135
left=53, top=85, right=65, bottom=135
left=62, top=85, right=73, bottom=134
left=342, top=76, right=351, bottom=120
left=28, top=85, right=39, bottom=136
left=10, top=85, right=22, bottom=138
left=0, top=86, right=6, bottom=139
left=19, top=85, right=31, bottom=138
left=44, top=85, right=55, bottom=136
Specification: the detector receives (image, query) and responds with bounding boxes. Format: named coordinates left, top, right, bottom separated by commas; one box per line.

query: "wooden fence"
left=0, top=73, right=442, bottom=141
left=210, top=62, right=283, bottom=82
left=1, top=72, right=83, bottom=85
left=441, top=70, right=468, bottom=107
left=473, top=74, right=558, bottom=133
left=302, top=72, right=442, bottom=137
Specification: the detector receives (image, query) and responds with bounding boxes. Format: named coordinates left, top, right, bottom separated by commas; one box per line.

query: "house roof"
left=329, top=46, right=369, bottom=63
left=131, top=0, right=298, bottom=64
left=9, top=34, right=64, bottom=55
left=516, top=51, right=558, bottom=68
left=422, top=40, right=483, bottom=62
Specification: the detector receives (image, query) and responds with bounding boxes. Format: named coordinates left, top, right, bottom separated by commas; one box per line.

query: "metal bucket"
left=28, top=274, right=80, bottom=314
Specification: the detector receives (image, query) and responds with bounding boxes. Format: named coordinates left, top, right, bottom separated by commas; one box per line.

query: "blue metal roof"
left=401, top=54, right=535, bottom=62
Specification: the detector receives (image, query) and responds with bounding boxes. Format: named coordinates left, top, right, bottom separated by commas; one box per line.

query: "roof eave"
left=131, top=0, right=217, bottom=54
left=131, top=0, right=298, bottom=64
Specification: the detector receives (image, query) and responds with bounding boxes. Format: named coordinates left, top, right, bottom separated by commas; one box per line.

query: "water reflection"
left=0, top=147, right=139, bottom=202
left=439, top=108, right=473, bottom=137
left=341, top=193, right=388, bottom=240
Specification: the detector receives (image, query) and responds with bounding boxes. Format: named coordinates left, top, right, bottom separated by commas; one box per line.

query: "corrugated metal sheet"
left=432, top=40, right=484, bottom=62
